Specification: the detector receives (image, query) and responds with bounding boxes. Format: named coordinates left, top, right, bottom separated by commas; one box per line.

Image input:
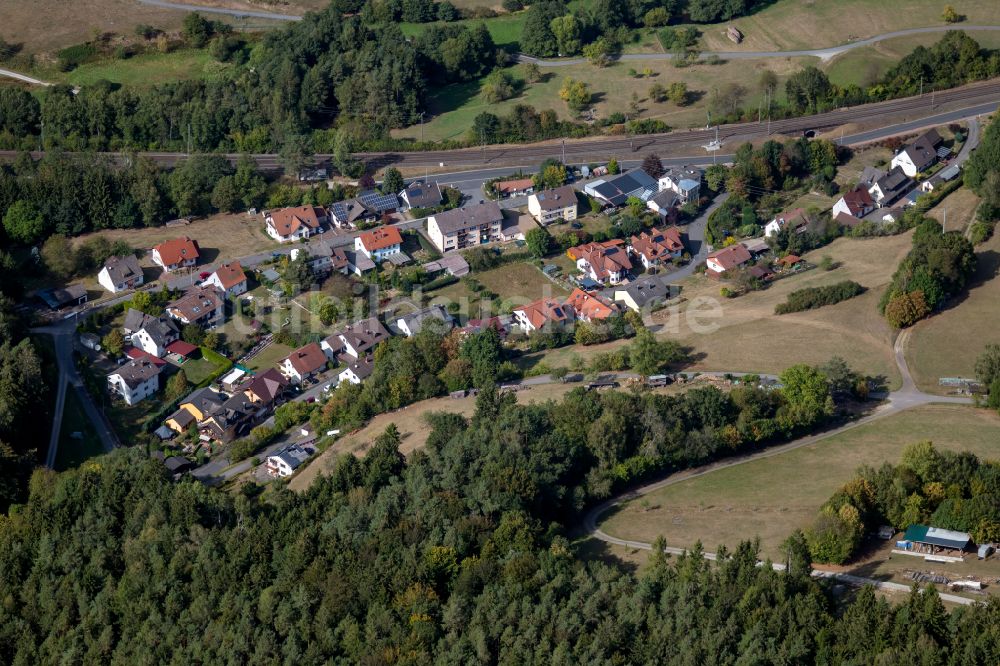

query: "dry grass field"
left=906, top=229, right=1000, bottom=392
left=599, top=404, right=1000, bottom=561
left=71, top=212, right=276, bottom=274
left=926, top=186, right=982, bottom=234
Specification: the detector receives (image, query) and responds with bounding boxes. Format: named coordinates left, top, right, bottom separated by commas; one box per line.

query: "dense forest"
left=2, top=391, right=1000, bottom=663
left=807, top=442, right=1000, bottom=564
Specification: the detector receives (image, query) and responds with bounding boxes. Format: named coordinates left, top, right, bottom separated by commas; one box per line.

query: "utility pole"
left=919, top=77, right=923, bottom=97
left=561, top=139, right=566, bottom=165
left=419, top=112, right=425, bottom=143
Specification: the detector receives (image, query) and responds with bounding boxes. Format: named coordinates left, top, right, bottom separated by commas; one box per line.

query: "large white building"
left=527, top=185, right=578, bottom=224
left=426, top=202, right=504, bottom=252
left=107, top=358, right=162, bottom=405
left=97, top=255, right=144, bottom=293
left=355, top=226, right=403, bottom=262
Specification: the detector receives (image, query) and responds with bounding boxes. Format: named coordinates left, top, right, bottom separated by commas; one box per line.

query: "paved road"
left=34, top=317, right=119, bottom=468
left=519, top=25, right=1000, bottom=66
left=138, top=0, right=301, bottom=21
left=0, top=67, right=51, bottom=86
left=583, top=328, right=977, bottom=603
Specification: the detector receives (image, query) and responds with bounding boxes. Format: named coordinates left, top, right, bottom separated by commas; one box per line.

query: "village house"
left=128, top=311, right=180, bottom=358
left=338, top=355, right=375, bottom=385
left=629, top=228, right=684, bottom=269
left=831, top=185, right=876, bottom=219
left=921, top=164, right=961, bottom=192
left=564, top=288, right=618, bottom=322
left=107, top=358, right=162, bottom=405
left=321, top=316, right=391, bottom=360
left=98, top=254, right=144, bottom=293
left=165, top=387, right=225, bottom=434
left=265, top=206, right=327, bottom=242
left=513, top=298, right=573, bottom=333
left=241, top=368, right=290, bottom=408
left=426, top=201, right=504, bottom=252
left=527, top=185, right=578, bottom=224
left=329, top=199, right=376, bottom=229
left=152, top=237, right=200, bottom=273
left=495, top=178, right=534, bottom=198
left=266, top=444, right=311, bottom=477
left=399, top=181, right=443, bottom=211
left=280, top=343, right=328, bottom=383
left=166, top=286, right=225, bottom=328
left=584, top=168, right=658, bottom=208
left=868, top=166, right=913, bottom=206
left=421, top=254, right=470, bottom=278
left=890, top=129, right=944, bottom=177
left=764, top=208, right=809, bottom=238
left=605, top=275, right=677, bottom=312
left=569, top=239, right=633, bottom=285
left=201, top=261, right=247, bottom=299
left=396, top=305, right=454, bottom=337
left=706, top=244, right=752, bottom=277
left=355, top=225, right=403, bottom=262
left=658, top=166, right=703, bottom=204
left=646, top=190, right=679, bottom=221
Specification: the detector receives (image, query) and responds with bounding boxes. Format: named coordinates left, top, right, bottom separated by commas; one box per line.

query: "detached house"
left=166, top=286, right=225, bottom=328
left=322, top=316, right=391, bottom=360
left=107, top=358, right=162, bottom=405
left=267, top=444, right=311, bottom=477
left=528, top=185, right=578, bottom=224
left=427, top=202, right=504, bottom=253
left=513, top=298, right=573, bottom=334
left=265, top=206, right=327, bottom=243
left=241, top=368, right=290, bottom=408
left=607, top=275, right=677, bottom=312
left=868, top=167, right=912, bottom=207
left=293, top=242, right=352, bottom=277
left=890, top=129, right=943, bottom=177
left=98, top=255, right=144, bottom=293
left=584, top=168, right=658, bottom=208
left=396, top=305, right=454, bottom=337
left=706, top=244, right=752, bottom=276
left=564, top=288, right=618, bottom=322
left=355, top=225, right=403, bottom=262
left=629, top=228, right=684, bottom=269
left=658, top=166, right=703, bottom=204
left=569, top=240, right=633, bottom=285
left=280, top=343, right=328, bottom=383
left=764, top=208, right=809, bottom=238
left=152, top=237, right=200, bottom=273
left=128, top=311, right=180, bottom=358
left=202, top=261, right=247, bottom=299
left=400, top=181, right=443, bottom=211
left=338, top=355, right=375, bottom=385
left=832, top=185, right=875, bottom=219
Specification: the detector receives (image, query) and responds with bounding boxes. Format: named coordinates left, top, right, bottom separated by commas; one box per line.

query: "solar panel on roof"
left=359, top=191, right=399, bottom=213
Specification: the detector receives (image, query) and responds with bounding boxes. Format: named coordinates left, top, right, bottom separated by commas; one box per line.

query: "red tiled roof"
left=210, top=262, right=246, bottom=290
left=630, top=227, right=683, bottom=262
left=841, top=186, right=874, bottom=215
left=565, top=289, right=617, bottom=320
left=126, top=347, right=167, bottom=366
left=166, top=340, right=199, bottom=357
left=778, top=254, right=803, bottom=265
left=358, top=225, right=403, bottom=252
left=284, top=343, right=327, bottom=376
left=154, top=237, right=200, bottom=266
left=707, top=244, right=752, bottom=271
left=267, top=206, right=324, bottom=236
left=570, top=240, right=633, bottom=280
left=515, top=298, right=572, bottom=330
left=496, top=178, right=534, bottom=194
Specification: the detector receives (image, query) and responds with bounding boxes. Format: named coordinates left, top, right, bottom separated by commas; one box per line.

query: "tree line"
left=775, top=280, right=865, bottom=315
left=3, top=380, right=999, bottom=662
left=807, top=442, right=1000, bottom=564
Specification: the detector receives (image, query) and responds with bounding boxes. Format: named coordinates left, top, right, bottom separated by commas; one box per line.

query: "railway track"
left=1, top=78, right=998, bottom=171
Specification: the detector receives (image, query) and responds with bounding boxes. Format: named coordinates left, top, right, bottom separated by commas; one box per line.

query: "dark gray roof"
left=650, top=190, right=678, bottom=208
left=343, top=354, right=375, bottom=380
left=102, top=254, right=142, bottom=284
left=167, top=408, right=195, bottom=429
left=124, top=307, right=148, bottom=333
left=164, top=456, right=194, bottom=473
left=270, top=444, right=310, bottom=470
left=533, top=185, right=578, bottom=212
left=358, top=190, right=400, bottom=214
left=430, top=201, right=503, bottom=234
left=876, top=167, right=912, bottom=199
left=609, top=275, right=676, bottom=308
left=108, top=358, right=162, bottom=388
left=402, top=181, right=443, bottom=208
left=330, top=199, right=374, bottom=225
left=181, top=387, right=225, bottom=415
left=398, top=305, right=455, bottom=335
left=339, top=316, right=391, bottom=356
left=592, top=169, right=658, bottom=206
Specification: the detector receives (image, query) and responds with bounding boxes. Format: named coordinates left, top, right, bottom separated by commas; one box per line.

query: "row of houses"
left=567, top=227, right=685, bottom=286
left=831, top=129, right=958, bottom=225
left=583, top=166, right=703, bottom=214
left=106, top=262, right=250, bottom=405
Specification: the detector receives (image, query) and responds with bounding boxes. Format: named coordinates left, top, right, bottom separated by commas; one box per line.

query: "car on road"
left=306, top=397, right=316, bottom=403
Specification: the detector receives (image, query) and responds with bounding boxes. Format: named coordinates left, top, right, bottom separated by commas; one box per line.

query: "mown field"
left=64, top=49, right=233, bottom=87
left=599, top=404, right=1000, bottom=561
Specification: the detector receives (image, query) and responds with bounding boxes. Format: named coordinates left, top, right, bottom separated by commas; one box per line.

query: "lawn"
left=401, top=12, right=527, bottom=49
left=906, top=229, right=1000, bottom=392
left=699, top=0, right=1000, bottom=52
left=70, top=213, right=277, bottom=278
left=428, top=260, right=570, bottom=320
left=177, top=356, right=218, bottom=385
left=599, top=404, right=1000, bottom=560
left=244, top=341, right=293, bottom=373
left=925, top=185, right=981, bottom=234
left=64, top=50, right=232, bottom=87
left=54, top=389, right=107, bottom=470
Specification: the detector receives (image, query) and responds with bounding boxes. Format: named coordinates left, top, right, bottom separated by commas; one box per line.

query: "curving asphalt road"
left=584, top=331, right=977, bottom=604
left=519, top=25, right=1000, bottom=66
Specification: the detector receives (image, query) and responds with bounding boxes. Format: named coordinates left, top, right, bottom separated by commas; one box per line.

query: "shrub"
left=883, top=290, right=930, bottom=328
left=56, top=43, right=96, bottom=71
left=774, top=281, right=864, bottom=315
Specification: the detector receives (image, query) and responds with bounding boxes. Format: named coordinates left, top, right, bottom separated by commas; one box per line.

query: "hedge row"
left=774, top=280, right=865, bottom=315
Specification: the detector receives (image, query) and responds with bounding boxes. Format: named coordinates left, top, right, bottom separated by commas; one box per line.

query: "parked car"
left=199, top=271, right=211, bottom=280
